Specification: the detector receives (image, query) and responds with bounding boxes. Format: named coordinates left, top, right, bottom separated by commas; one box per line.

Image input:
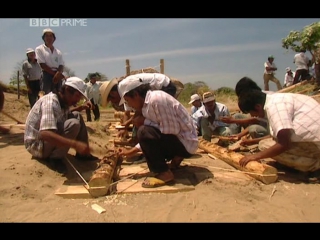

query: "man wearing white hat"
left=283, top=67, right=295, bottom=88
left=24, top=77, right=98, bottom=175
left=35, top=28, right=65, bottom=95
left=116, top=76, right=198, bottom=188
left=188, top=94, right=202, bottom=115
left=22, top=48, right=42, bottom=108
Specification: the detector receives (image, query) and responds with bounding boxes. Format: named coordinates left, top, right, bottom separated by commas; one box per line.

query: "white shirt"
left=293, top=52, right=310, bottom=70
left=264, top=93, right=320, bottom=149
left=264, top=61, right=277, bottom=74
left=141, top=90, right=198, bottom=154
left=85, top=81, right=100, bottom=105
left=35, top=44, right=64, bottom=70
left=284, top=71, right=295, bottom=87
left=191, top=102, right=231, bottom=132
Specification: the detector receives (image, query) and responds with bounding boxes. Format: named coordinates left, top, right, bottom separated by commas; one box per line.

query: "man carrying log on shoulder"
left=237, top=87, right=320, bottom=183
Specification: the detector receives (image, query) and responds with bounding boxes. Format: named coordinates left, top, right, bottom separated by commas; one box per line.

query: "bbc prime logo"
left=30, top=18, right=88, bottom=27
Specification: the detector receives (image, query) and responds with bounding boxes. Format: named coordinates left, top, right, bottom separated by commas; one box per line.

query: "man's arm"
left=239, top=129, right=291, bottom=167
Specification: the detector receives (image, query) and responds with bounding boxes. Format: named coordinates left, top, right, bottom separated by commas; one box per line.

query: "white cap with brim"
left=99, top=78, right=119, bottom=107
left=188, top=94, right=200, bottom=104
left=43, top=28, right=54, bottom=35
left=64, top=77, right=88, bottom=101
left=26, top=48, right=35, bottom=54
left=118, top=75, right=144, bottom=106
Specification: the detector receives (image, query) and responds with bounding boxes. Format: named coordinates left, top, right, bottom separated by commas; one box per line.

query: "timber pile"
left=198, top=138, right=278, bottom=184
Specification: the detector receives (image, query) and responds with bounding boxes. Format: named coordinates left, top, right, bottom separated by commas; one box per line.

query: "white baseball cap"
left=26, top=48, right=35, bottom=54
left=118, top=75, right=144, bottom=105
left=202, top=92, right=215, bottom=103
left=188, top=94, right=201, bottom=104
left=285, top=67, right=291, bottom=72
left=64, top=77, right=88, bottom=100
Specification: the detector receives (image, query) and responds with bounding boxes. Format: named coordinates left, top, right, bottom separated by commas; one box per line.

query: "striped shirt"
left=141, top=90, right=198, bottom=154
left=24, top=93, right=69, bottom=158
left=265, top=93, right=320, bottom=149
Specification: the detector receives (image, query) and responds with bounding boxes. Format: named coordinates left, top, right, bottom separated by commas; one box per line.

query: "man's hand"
left=239, top=154, right=259, bottom=168
left=118, top=147, right=140, bottom=158
left=132, top=114, right=145, bottom=128
left=72, top=141, right=91, bottom=155
left=53, top=72, right=65, bottom=84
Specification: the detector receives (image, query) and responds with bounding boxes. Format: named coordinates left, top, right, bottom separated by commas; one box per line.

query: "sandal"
left=142, top=177, right=175, bottom=188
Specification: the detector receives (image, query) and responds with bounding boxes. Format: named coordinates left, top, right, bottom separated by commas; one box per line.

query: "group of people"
left=188, top=76, right=320, bottom=182
left=263, top=50, right=319, bottom=91
left=5, top=27, right=320, bottom=187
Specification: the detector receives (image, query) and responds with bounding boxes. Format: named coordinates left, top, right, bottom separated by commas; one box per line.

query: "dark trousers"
left=86, top=98, right=100, bottom=121
left=28, top=80, right=41, bottom=108
left=137, top=125, right=191, bottom=173
left=293, top=69, right=310, bottom=84
left=41, top=71, right=62, bottom=94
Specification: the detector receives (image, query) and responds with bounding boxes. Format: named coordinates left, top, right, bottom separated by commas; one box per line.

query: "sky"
left=0, top=18, right=319, bottom=92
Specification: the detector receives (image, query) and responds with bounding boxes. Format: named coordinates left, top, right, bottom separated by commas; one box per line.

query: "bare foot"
left=168, top=156, right=184, bottom=170
left=154, top=169, right=174, bottom=182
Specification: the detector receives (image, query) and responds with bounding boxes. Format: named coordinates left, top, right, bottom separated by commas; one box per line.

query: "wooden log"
left=198, top=138, right=278, bottom=184
left=277, top=80, right=308, bottom=93
left=88, top=151, right=121, bottom=197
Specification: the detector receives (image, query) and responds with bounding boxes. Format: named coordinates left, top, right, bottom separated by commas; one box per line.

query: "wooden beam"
left=198, top=138, right=278, bottom=184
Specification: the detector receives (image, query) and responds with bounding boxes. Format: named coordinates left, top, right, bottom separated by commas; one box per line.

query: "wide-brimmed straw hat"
left=99, top=78, right=119, bottom=107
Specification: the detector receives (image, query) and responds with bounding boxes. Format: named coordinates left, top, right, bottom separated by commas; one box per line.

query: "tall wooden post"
left=125, top=59, right=130, bottom=76
left=160, top=59, right=164, bottom=74
left=17, top=71, right=20, bottom=99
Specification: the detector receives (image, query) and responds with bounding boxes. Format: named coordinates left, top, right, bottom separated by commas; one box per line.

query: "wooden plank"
left=55, top=185, right=93, bottom=199
left=116, top=178, right=195, bottom=194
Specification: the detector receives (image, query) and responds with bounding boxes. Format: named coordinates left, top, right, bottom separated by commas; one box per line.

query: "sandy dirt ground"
left=1, top=92, right=320, bottom=223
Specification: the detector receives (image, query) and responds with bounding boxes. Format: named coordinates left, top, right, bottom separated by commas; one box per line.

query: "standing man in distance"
left=292, top=48, right=311, bottom=85
left=22, top=48, right=42, bottom=108
left=263, top=55, right=282, bottom=91
left=35, top=28, right=65, bottom=95
left=85, top=73, right=101, bottom=122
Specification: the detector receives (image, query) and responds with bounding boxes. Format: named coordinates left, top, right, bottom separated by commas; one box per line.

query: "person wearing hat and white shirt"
left=116, top=76, right=198, bottom=188
left=84, top=73, right=101, bottom=122
left=189, top=94, right=202, bottom=115
left=24, top=77, right=98, bottom=175
left=35, top=28, right=65, bottom=95
left=22, top=48, right=42, bottom=108
left=283, top=67, right=295, bottom=88
left=292, top=48, right=311, bottom=85
left=263, top=55, right=282, bottom=91
left=191, top=92, right=240, bottom=142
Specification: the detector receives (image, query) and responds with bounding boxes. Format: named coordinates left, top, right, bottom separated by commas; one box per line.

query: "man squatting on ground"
left=116, top=76, right=198, bottom=188
left=237, top=88, right=320, bottom=182
left=24, top=77, right=98, bottom=175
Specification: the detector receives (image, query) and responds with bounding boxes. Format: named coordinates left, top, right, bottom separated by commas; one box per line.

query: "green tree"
left=86, top=72, right=108, bottom=83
